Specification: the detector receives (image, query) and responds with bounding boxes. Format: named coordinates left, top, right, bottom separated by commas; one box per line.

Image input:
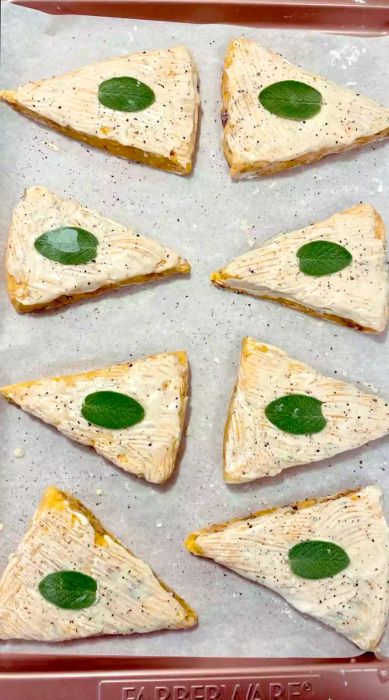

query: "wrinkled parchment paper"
left=1, top=2, right=389, bottom=658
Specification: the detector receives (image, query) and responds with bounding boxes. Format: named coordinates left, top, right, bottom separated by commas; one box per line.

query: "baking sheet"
left=1, top=1, right=389, bottom=659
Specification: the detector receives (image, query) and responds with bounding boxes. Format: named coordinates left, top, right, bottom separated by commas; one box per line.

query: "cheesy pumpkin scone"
left=224, top=337, right=389, bottom=483
left=6, top=187, right=190, bottom=313
left=212, top=204, right=388, bottom=333
left=221, top=38, right=389, bottom=178
left=186, top=486, right=389, bottom=651
left=0, top=351, right=188, bottom=484
left=0, top=486, right=197, bottom=641
left=0, top=46, right=199, bottom=174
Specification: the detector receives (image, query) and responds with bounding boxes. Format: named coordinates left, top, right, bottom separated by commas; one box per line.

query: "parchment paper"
left=1, top=2, right=389, bottom=658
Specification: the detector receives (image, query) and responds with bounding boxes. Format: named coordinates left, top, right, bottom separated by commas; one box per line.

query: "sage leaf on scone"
left=81, top=391, right=145, bottom=430
left=0, top=352, right=188, bottom=483
left=259, top=80, right=322, bottom=120
left=98, top=76, right=155, bottom=112
left=0, top=486, right=197, bottom=641
left=265, top=394, right=327, bottom=435
left=7, top=187, right=190, bottom=313
left=297, top=240, right=352, bottom=277
left=38, top=570, right=97, bottom=610
left=0, top=47, right=199, bottom=174
left=185, top=486, right=388, bottom=651
left=288, top=540, right=350, bottom=580
left=211, top=204, right=388, bottom=333
left=222, top=338, right=389, bottom=483
left=221, top=38, right=389, bottom=178
left=34, top=227, right=98, bottom=265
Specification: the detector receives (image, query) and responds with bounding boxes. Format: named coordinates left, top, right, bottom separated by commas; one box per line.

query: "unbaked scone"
left=224, top=337, right=389, bottom=483
left=211, top=204, right=388, bottom=333
left=0, top=352, right=188, bottom=484
left=0, top=486, right=197, bottom=641
left=186, top=485, right=389, bottom=651
left=0, top=46, right=199, bottom=174
left=222, top=38, right=389, bottom=178
left=6, top=187, right=190, bottom=313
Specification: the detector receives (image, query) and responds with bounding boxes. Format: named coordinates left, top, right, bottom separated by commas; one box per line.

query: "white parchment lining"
left=0, top=2, right=389, bottom=658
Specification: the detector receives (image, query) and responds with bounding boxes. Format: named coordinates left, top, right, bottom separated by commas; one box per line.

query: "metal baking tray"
left=1, top=0, right=389, bottom=697
left=12, top=0, right=389, bottom=34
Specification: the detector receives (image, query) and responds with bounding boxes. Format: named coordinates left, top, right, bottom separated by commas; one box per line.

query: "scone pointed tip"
left=178, top=260, right=191, bottom=274
left=171, top=591, right=198, bottom=627
left=40, top=485, right=65, bottom=507
left=210, top=270, right=226, bottom=286
left=184, top=532, right=204, bottom=556
left=173, top=350, right=189, bottom=367
left=0, top=384, right=15, bottom=400
left=0, top=89, right=16, bottom=104
left=223, top=470, right=241, bottom=484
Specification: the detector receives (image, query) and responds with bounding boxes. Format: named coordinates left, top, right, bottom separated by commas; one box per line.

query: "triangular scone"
left=7, top=187, right=190, bottom=313
left=222, top=38, right=389, bottom=178
left=224, top=338, right=389, bottom=483
left=0, top=46, right=199, bottom=175
left=0, top=486, right=197, bottom=641
left=186, top=486, right=389, bottom=651
left=212, top=204, right=388, bottom=333
left=0, top=352, right=188, bottom=483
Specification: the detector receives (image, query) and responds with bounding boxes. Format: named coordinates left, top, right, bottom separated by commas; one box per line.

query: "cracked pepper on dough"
left=0, top=486, right=197, bottom=641
left=0, top=352, right=189, bottom=484
left=212, top=204, right=389, bottom=333
left=224, top=337, right=389, bottom=483
left=0, top=46, right=200, bottom=174
left=221, top=38, right=389, bottom=177
left=186, top=486, right=389, bottom=651
left=6, top=187, right=190, bottom=313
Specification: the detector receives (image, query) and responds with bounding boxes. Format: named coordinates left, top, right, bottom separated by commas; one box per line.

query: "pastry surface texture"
left=224, top=337, right=389, bottom=483
left=222, top=38, right=389, bottom=177
left=186, top=485, right=389, bottom=651
left=0, top=486, right=197, bottom=641
left=0, top=46, right=199, bottom=174
left=0, top=352, right=189, bottom=484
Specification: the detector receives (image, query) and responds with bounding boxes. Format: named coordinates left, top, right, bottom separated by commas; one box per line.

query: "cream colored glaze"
left=1, top=46, right=199, bottom=171
left=224, top=338, right=389, bottom=483
left=212, top=205, right=388, bottom=333
left=0, top=352, right=188, bottom=484
left=222, top=38, right=389, bottom=177
left=6, top=187, right=189, bottom=310
left=0, top=487, right=196, bottom=641
left=189, top=486, right=389, bottom=651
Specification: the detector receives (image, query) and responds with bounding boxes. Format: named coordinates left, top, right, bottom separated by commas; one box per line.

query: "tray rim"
left=10, top=0, right=389, bottom=34
left=2, top=0, right=389, bottom=679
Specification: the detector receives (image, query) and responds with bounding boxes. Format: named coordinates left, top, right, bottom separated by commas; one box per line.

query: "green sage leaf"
left=34, top=227, right=98, bottom=265
left=38, top=571, right=97, bottom=609
left=297, top=240, right=353, bottom=277
left=81, top=390, right=145, bottom=429
left=265, top=394, right=326, bottom=435
left=288, top=540, right=350, bottom=580
left=98, top=76, right=155, bottom=112
left=259, top=80, right=322, bottom=120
